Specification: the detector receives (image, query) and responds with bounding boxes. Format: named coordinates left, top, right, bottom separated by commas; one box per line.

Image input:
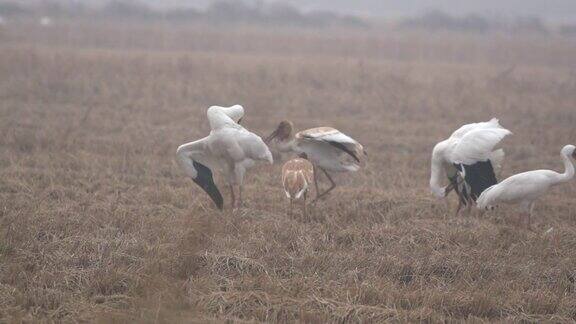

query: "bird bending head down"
left=476, top=144, right=576, bottom=220
left=430, top=141, right=451, bottom=198
left=429, top=118, right=512, bottom=209
left=265, top=120, right=294, bottom=143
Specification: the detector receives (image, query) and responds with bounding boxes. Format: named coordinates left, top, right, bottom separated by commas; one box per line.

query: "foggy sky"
left=152, top=0, right=576, bottom=22
left=16, top=0, right=576, bottom=22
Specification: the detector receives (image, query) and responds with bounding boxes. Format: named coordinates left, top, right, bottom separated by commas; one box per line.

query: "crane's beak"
left=264, top=129, right=278, bottom=144
left=444, top=183, right=455, bottom=197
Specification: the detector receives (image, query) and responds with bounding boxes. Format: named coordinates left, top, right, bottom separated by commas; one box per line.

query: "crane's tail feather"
left=192, top=161, right=224, bottom=210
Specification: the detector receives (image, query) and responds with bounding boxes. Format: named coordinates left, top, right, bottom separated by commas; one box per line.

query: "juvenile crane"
left=477, top=144, right=576, bottom=227
left=177, top=105, right=273, bottom=210
left=282, top=155, right=314, bottom=217
left=430, top=118, right=512, bottom=214
left=266, top=121, right=365, bottom=201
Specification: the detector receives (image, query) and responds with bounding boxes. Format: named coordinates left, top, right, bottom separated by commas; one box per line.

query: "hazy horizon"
left=137, top=0, right=576, bottom=22
left=11, top=0, right=576, bottom=22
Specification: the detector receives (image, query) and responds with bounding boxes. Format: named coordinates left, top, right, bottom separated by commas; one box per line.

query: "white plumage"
left=477, top=145, right=576, bottom=226
left=176, top=105, right=273, bottom=210
left=449, top=128, right=511, bottom=165
left=266, top=121, right=365, bottom=201
left=430, top=118, right=512, bottom=213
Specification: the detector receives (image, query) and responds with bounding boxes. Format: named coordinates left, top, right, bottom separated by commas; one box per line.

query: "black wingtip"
left=192, top=161, right=224, bottom=211
left=327, top=141, right=360, bottom=163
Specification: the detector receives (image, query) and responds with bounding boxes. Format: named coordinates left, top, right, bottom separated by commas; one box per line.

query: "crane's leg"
left=519, top=201, right=532, bottom=229
left=229, top=184, right=236, bottom=210
left=288, top=198, right=293, bottom=217
left=238, top=185, right=243, bottom=208
left=232, top=163, right=246, bottom=208
left=453, top=177, right=466, bottom=217
left=302, top=191, right=308, bottom=219
left=313, top=165, right=321, bottom=200
left=465, top=197, right=473, bottom=216
left=454, top=199, right=462, bottom=217
left=527, top=202, right=535, bottom=230
left=444, top=182, right=455, bottom=196
left=313, top=168, right=336, bottom=202
left=454, top=194, right=466, bottom=217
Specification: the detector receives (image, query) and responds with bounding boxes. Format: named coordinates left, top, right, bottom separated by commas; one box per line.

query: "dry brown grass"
left=1, top=21, right=576, bottom=322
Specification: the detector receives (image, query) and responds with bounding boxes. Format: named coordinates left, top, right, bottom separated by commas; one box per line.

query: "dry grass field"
left=1, top=21, right=576, bottom=322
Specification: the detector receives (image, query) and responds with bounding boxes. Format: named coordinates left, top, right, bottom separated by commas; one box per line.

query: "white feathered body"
left=205, top=126, right=273, bottom=182
left=177, top=104, right=272, bottom=190
left=476, top=170, right=559, bottom=209
left=477, top=145, right=576, bottom=210
left=279, top=127, right=364, bottom=173
left=430, top=118, right=511, bottom=198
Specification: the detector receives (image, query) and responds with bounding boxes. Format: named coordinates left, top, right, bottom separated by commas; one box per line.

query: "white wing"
left=176, top=137, right=224, bottom=209
left=449, top=118, right=504, bottom=139
left=449, top=128, right=512, bottom=164
left=235, top=129, right=274, bottom=164
left=206, top=105, right=244, bottom=130
left=176, top=137, right=220, bottom=178
left=298, top=127, right=364, bottom=161
left=489, top=149, right=506, bottom=174
left=298, top=140, right=360, bottom=172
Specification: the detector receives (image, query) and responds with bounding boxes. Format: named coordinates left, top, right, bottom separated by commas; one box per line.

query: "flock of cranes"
left=177, top=105, right=575, bottom=226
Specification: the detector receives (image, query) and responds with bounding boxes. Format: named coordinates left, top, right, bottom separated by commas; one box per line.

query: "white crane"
left=176, top=105, right=273, bottom=210
left=265, top=121, right=365, bottom=201
left=477, top=144, right=576, bottom=227
left=430, top=118, right=512, bottom=214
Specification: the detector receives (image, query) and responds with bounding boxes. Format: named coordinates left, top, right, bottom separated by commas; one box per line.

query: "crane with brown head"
left=267, top=120, right=365, bottom=202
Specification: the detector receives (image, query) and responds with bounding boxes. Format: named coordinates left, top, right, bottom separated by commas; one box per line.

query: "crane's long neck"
left=555, top=153, right=575, bottom=184
left=430, top=141, right=449, bottom=197
left=278, top=137, right=297, bottom=153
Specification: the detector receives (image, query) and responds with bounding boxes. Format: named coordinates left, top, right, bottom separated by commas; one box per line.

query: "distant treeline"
left=400, top=10, right=576, bottom=36
left=0, top=0, right=368, bottom=28
left=1, top=1, right=576, bottom=36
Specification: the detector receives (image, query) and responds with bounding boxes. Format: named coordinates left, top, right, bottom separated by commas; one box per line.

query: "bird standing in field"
left=477, top=145, right=576, bottom=227
left=266, top=121, right=365, bottom=201
left=430, top=118, right=512, bottom=215
left=176, top=105, right=273, bottom=210
left=282, top=155, right=314, bottom=217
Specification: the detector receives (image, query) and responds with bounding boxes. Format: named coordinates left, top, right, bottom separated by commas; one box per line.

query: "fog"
left=11, top=0, right=576, bottom=22
left=281, top=0, right=576, bottom=21
left=91, top=0, right=576, bottom=22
